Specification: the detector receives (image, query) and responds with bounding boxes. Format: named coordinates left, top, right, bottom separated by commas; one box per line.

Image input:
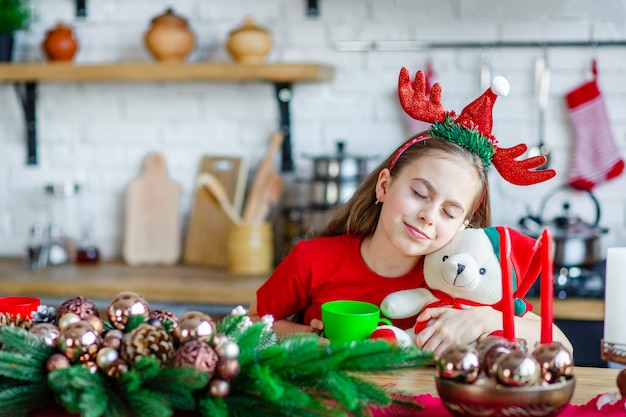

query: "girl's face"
left=374, top=154, right=481, bottom=259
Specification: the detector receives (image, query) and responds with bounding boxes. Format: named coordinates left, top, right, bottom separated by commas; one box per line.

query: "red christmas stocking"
left=565, top=61, right=624, bottom=190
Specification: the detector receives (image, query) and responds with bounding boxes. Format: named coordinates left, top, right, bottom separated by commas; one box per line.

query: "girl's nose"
left=417, top=205, right=435, bottom=225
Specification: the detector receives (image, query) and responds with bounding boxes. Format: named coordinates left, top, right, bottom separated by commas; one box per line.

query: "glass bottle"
left=47, top=222, right=69, bottom=266
left=24, top=223, right=47, bottom=270
left=76, top=224, right=100, bottom=265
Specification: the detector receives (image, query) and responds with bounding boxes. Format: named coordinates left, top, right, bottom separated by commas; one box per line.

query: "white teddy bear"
left=371, top=227, right=541, bottom=347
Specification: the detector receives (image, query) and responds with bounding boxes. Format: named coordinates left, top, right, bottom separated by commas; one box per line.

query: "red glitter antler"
left=398, top=67, right=446, bottom=123
left=492, top=144, right=557, bottom=186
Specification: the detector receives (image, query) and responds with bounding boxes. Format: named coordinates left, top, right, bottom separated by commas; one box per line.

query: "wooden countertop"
left=0, top=259, right=266, bottom=306
left=0, top=260, right=605, bottom=320
left=360, top=366, right=620, bottom=405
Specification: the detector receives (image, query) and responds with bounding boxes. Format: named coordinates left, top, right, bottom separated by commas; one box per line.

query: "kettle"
left=518, top=185, right=608, bottom=267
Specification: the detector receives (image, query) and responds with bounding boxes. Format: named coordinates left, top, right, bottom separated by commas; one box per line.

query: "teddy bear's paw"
left=370, top=325, right=414, bottom=348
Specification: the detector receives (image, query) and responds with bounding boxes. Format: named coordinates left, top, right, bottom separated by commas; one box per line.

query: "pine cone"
left=0, top=313, right=32, bottom=330
left=32, top=305, right=57, bottom=324
left=121, top=323, right=175, bottom=365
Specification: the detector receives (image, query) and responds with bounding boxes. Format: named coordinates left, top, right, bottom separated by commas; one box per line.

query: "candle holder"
left=601, top=340, right=626, bottom=397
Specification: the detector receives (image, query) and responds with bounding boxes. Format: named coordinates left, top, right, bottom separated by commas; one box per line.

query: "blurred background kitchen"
left=1, top=0, right=625, bottom=366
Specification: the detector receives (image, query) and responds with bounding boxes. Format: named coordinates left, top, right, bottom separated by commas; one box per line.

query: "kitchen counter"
left=0, top=258, right=266, bottom=307
left=0, top=259, right=605, bottom=321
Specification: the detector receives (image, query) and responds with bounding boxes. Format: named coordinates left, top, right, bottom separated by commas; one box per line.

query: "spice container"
left=226, top=17, right=272, bottom=63
left=144, top=8, right=195, bottom=62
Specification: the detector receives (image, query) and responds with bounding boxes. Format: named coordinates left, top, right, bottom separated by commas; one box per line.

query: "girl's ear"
left=375, top=168, right=392, bottom=203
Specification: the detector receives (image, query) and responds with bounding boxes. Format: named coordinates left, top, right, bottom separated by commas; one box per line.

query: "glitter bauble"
left=47, top=353, right=71, bottom=372
left=209, top=379, right=230, bottom=398
left=217, top=358, right=241, bottom=380
left=96, top=347, right=120, bottom=369
left=436, top=345, right=480, bottom=383
left=495, top=350, right=541, bottom=387
left=532, top=342, right=574, bottom=383
left=56, top=296, right=99, bottom=321
left=149, top=309, right=178, bottom=330
left=55, top=321, right=100, bottom=362
left=174, top=311, right=215, bottom=344
left=29, top=323, right=60, bottom=346
left=121, top=323, right=175, bottom=365
left=106, top=359, right=129, bottom=378
left=106, top=291, right=150, bottom=331
left=58, top=312, right=81, bottom=329
left=173, top=339, right=219, bottom=375
left=214, top=340, right=240, bottom=359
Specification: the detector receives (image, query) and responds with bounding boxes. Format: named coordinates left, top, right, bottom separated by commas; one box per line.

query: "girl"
left=248, top=69, right=572, bottom=355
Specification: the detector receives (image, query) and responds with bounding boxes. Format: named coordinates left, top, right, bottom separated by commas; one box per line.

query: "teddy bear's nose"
left=456, top=264, right=465, bottom=275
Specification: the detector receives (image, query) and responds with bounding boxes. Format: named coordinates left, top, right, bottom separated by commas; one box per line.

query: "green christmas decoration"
left=0, top=293, right=434, bottom=417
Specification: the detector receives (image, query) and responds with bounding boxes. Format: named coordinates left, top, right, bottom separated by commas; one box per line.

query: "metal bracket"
left=14, top=82, right=37, bottom=165
left=307, top=0, right=319, bottom=17
left=76, top=0, right=87, bottom=18
left=274, top=82, right=293, bottom=172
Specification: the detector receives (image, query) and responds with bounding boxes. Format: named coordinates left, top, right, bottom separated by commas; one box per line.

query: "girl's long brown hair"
left=319, top=136, right=492, bottom=237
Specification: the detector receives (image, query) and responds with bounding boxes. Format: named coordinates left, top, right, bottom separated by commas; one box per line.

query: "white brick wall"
left=2, top=0, right=626, bottom=259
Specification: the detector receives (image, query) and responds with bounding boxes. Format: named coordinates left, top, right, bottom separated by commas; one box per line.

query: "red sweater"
left=256, top=234, right=424, bottom=330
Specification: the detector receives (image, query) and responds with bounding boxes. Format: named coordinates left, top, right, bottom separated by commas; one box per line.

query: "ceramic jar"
left=144, top=8, right=195, bottom=62
left=226, top=17, right=272, bottom=64
left=42, top=23, right=78, bottom=62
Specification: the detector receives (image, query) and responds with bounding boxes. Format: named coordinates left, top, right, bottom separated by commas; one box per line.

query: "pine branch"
left=197, top=395, right=228, bottom=417
left=0, top=382, right=54, bottom=416
left=0, top=326, right=53, bottom=362
left=48, top=365, right=109, bottom=417
left=336, top=340, right=434, bottom=371
left=0, top=351, right=46, bottom=381
left=126, top=388, right=172, bottom=417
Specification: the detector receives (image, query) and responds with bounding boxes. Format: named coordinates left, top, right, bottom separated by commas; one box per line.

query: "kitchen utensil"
left=227, top=222, right=273, bottom=275
left=183, top=156, right=247, bottom=268
left=243, top=131, right=283, bottom=224
left=527, top=51, right=551, bottom=168
left=197, top=173, right=243, bottom=226
left=321, top=300, right=392, bottom=343
left=248, top=171, right=284, bottom=225
left=518, top=185, right=608, bottom=267
left=123, top=152, right=181, bottom=266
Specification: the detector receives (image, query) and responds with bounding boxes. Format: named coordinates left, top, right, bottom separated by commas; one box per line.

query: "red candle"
left=500, top=228, right=515, bottom=341
left=540, top=227, right=554, bottom=344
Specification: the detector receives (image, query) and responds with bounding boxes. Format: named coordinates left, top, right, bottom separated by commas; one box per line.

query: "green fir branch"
left=336, top=340, right=434, bottom=371
left=48, top=365, right=109, bottom=417
left=0, top=350, right=47, bottom=381
left=142, top=365, right=209, bottom=411
left=216, top=311, right=247, bottom=336
left=125, top=388, right=172, bottom=417
left=0, top=326, right=53, bottom=362
left=126, top=314, right=148, bottom=332
left=0, top=382, right=54, bottom=416
left=198, top=395, right=228, bottom=417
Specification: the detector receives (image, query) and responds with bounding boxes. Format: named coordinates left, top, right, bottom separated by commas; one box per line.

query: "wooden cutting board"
left=183, top=156, right=247, bottom=267
left=123, top=152, right=181, bottom=266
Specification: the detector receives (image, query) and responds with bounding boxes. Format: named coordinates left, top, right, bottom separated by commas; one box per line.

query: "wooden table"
left=360, top=366, right=620, bottom=405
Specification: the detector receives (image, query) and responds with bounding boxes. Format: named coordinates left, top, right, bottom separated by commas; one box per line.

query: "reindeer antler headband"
left=393, top=67, right=556, bottom=186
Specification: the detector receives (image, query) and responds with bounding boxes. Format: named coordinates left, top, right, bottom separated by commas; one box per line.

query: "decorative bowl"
left=436, top=375, right=575, bottom=417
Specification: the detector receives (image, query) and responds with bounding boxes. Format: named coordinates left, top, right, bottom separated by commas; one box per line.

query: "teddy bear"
left=370, top=226, right=542, bottom=347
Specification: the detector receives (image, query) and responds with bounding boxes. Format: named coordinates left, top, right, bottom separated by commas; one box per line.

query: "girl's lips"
left=405, top=222, right=429, bottom=240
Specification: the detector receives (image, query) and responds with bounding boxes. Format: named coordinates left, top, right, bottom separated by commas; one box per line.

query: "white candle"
left=604, top=247, right=626, bottom=345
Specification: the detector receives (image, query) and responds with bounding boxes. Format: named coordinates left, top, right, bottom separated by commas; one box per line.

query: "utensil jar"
left=228, top=222, right=273, bottom=275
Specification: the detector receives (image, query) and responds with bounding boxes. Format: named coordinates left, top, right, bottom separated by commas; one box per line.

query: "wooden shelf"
left=0, top=61, right=335, bottom=82
left=527, top=297, right=604, bottom=322
left=0, top=61, right=335, bottom=167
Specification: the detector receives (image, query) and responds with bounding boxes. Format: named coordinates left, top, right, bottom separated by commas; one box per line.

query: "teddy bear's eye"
left=442, top=255, right=448, bottom=262
left=479, top=268, right=486, bottom=275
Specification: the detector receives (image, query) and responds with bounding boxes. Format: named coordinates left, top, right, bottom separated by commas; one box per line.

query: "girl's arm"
left=414, top=307, right=573, bottom=357
left=247, top=300, right=323, bottom=337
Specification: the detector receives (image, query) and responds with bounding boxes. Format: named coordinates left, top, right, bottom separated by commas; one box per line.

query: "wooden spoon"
left=196, top=173, right=243, bottom=226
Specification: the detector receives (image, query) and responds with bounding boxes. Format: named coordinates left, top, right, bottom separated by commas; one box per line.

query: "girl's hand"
left=414, top=307, right=500, bottom=357
left=310, top=318, right=324, bottom=334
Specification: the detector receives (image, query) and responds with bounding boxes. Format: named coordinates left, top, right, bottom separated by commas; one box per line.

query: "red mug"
left=0, top=296, right=41, bottom=318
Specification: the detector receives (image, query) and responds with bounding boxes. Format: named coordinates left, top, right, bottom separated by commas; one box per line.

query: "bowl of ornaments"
left=436, top=228, right=575, bottom=417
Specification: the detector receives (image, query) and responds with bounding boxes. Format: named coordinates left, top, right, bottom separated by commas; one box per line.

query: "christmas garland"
left=0, top=292, right=434, bottom=417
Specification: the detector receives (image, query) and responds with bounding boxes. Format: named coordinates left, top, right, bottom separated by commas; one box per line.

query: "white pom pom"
left=491, top=76, right=510, bottom=97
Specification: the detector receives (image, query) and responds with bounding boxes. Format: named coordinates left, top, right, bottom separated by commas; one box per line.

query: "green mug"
left=321, top=300, right=392, bottom=343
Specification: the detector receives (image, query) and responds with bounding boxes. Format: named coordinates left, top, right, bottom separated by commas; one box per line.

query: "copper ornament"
left=173, top=339, right=219, bottom=375
left=96, top=347, right=120, bottom=369
left=532, top=342, right=574, bottom=384
left=436, top=345, right=480, bottom=383
left=106, top=359, right=129, bottom=378
left=209, top=378, right=230, bottom=398
left=57, top=312, right=81, bottom=329
left=55, top=320, right=100, bottom=363
left=46, top=353, right=71, bottom=372
left=174, top=311, right=215, bottom=344
left=29, top=323, right=60, bottom=346
left=102, top=329, right=124, bottom=350
left=495, top=350, right=541, bottom=387
left=217, top=358, right=241, bottom=380
left=106, top=291, right=150, bottom=331
left=56, top=296, right=99, bottom=321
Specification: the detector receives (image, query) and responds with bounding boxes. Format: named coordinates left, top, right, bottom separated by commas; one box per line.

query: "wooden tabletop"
left=359, top=366, right=621, bottom=405
left=0, top=259, right=266, bottom=306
